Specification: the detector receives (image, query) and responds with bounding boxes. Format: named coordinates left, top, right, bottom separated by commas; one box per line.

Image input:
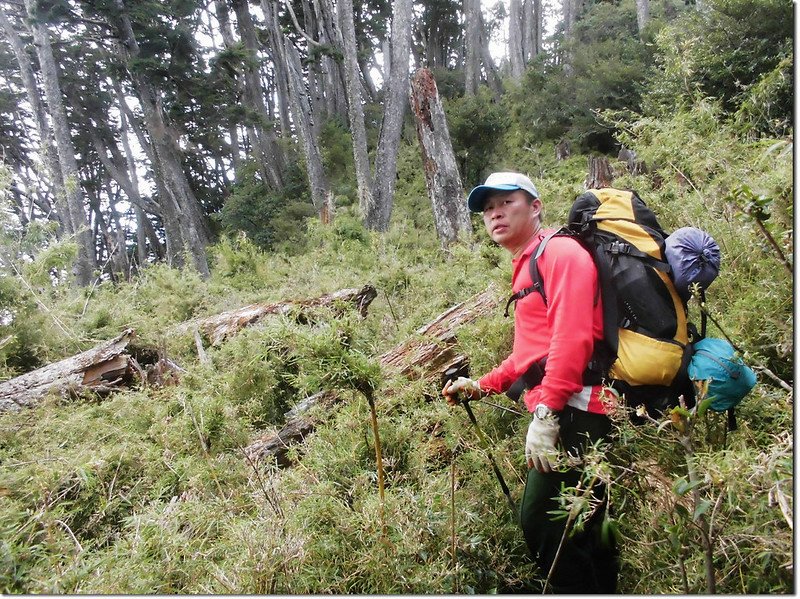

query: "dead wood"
left=176, top=284, right=377, bottom=346
left=584, top=156, right=614, bottom=189
left=0, top=329, right=137, bottom=413
left=245, top=286, right=500, bottom=466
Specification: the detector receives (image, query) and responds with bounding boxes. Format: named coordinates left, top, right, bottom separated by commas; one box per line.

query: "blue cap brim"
left=466, top=184, right=521, bottom=212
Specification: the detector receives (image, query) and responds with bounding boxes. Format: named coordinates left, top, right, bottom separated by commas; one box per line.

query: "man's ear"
left=530, top=197, right=543, bottom=219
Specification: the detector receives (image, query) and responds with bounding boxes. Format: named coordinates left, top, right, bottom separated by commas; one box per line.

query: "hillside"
left=0, top=0, right=793, bottom=593
left=0, top=121, right=793, bottom=592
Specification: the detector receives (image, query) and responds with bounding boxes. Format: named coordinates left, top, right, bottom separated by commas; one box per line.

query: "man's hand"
left=525, top=408, right=560, bottom=473
left=442, top=376, right=484, bottom=405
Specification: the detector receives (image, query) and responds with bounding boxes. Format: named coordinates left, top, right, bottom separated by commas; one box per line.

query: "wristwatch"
left=533, top=404, right=554, bottom=420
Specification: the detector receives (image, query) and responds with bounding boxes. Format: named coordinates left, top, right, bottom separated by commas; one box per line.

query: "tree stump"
left=410, top=68, right=473, bottom=247
left=555, top=139, right=571, bottom=160
left=584, top=156, right=614, bottom=189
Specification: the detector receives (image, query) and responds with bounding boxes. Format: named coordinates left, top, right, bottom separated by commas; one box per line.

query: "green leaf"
left=693, top=499, right=713, bottom=521
left=697, top=398, right=713, bottom=418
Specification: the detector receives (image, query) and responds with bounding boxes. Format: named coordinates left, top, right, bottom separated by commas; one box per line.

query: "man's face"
left=482, top=190, right=542, bottom=253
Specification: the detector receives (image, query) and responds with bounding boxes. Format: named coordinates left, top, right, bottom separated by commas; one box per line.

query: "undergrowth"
left=0, top=111, right=793, bottom=593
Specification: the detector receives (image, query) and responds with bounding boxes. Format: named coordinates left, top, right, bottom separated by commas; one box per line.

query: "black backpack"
left=505, top=188, right=696, bottom=417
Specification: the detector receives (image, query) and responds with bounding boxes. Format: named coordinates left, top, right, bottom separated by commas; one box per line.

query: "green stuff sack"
left=689, top=338, right=757, bottom=412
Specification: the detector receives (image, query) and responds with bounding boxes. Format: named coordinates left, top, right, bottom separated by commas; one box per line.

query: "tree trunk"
left=280, top=36, right=332, bottom=214
left=317, top=0, right=349, bottom=120
left=370, top=0, right=414, bottom=231
left=245, top=286, right=499, bottom=466
left=21, top=0, right=95, bottom=285
left=522, top=0, right=542, bottom=61
left=463, top=0, right=481, bottom=95
left=555, top=139, right=571, bottom=160
left=563, top=0, right=583, bottom=73
left=0, top=329, right=137, bottom=413
left=410, top=68, right=473, bottom=247
left=635, top=0, right=650, bottom=35
left=508, top=0, right=525, bottom=79
left=0, top=6, right=67, bottom=236
left=478, top=11, right=502, bottom=96
left=175, top=284, right=378, bottom=345
left=337, top=0, right=375, bottom=224
left=214, top=0, right=246, bottom=171
left=231, top=0, right=285, bottom=189
left=584, top=156, right=614, bottom=189
left=110, top=0, right=211, bottom=277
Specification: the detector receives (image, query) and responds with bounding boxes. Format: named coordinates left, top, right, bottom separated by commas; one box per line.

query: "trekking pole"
left=443, top=364, right=517, bottom=515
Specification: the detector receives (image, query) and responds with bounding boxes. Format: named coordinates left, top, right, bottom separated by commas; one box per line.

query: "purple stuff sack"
left=665, top=227, right=721, bottom=300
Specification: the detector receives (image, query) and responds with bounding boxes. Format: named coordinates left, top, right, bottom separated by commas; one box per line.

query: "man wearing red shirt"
left=443, top=172, right=619, bottom=594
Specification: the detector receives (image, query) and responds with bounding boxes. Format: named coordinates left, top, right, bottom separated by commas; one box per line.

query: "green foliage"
left=445, top=87, right=510, bottom=185
left=218, top=160, right=315, bottom=254
left=643, top=0, right=793, bottom=137
left=505, top=0, right=649, bottom=152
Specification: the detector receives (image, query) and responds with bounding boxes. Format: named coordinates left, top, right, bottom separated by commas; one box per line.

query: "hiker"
left=442, top=172, right=619, bottom=594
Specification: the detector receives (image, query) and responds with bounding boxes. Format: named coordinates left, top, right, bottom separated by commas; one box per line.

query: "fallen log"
left=175, top=284, right=378, bottom=346
left=245, top=285, right=500, bottom=465
left=0, top=329, right=137, bottom=413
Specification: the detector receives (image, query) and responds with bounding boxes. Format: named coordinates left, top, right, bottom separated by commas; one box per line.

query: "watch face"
left=535, top=405, right=548, bottom=419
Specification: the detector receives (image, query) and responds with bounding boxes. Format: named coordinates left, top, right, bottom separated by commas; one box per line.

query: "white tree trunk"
left=22, top=0, right=95, bottom=285
left=410, top=68, right=473, bottom=247
left=0, top=6, right=67, bottom=236
left=337, top=0, right=375, bottom=223
left=370, top=0, right=414, bottom=231
left=464, top=0, right=481, bottom=95
left=282, top=37, right=332, bottom=214
left=508, top=0, right=525, bottom=79
left=635, top=0, right=650, bottom=35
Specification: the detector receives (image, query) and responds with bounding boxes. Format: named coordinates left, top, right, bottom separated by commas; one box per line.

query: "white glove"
left=525, top=409, right=560, bottom=473
left=442, top=376, right=483, bottom=405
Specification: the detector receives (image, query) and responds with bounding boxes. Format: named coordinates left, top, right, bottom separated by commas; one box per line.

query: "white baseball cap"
left=466, top=172, right=539, bottom=212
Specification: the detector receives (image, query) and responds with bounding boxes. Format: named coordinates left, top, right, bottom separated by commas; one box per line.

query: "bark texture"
left=635, top=0, right=650, bottom=35
left=508, top=0, right=525, bottom=79
left=370, top=0, right=414, bottom=231
left=0, top=330, right=136, bottom=412
left=175, top=285, right=378, bottom=345
left=245, top=286, right=500, bottom=466
left=22, top=0, right=95, bottom=285
left=280, top=34, right=332, bottom=214
left=410, top=68, right=472, bottom=246
left=584, top=156, right=614, bottom=189
left=337, top=0, right=374, bottom=222
left=463, top=0, right=481, bottom=95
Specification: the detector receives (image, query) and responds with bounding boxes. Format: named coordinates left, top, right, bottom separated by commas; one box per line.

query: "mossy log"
left=245, top=285, right=500, bottom=466
left=176, top=284, right=378, bottom=345
left=0, top=329, right=137, bottom=413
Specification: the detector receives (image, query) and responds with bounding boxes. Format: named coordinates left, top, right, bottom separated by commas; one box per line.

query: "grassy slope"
left=0, top=119, right=793, bottom=593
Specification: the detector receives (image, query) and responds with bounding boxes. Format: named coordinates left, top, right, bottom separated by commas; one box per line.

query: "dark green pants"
left=519, top=406, right=619, bottom=594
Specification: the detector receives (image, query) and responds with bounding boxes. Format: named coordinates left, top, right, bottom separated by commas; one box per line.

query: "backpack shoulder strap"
left=503, top=229, right=563, bottom=317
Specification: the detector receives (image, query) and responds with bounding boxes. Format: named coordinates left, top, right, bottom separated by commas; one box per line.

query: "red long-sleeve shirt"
left=478, top=229, right=611, bottom=414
